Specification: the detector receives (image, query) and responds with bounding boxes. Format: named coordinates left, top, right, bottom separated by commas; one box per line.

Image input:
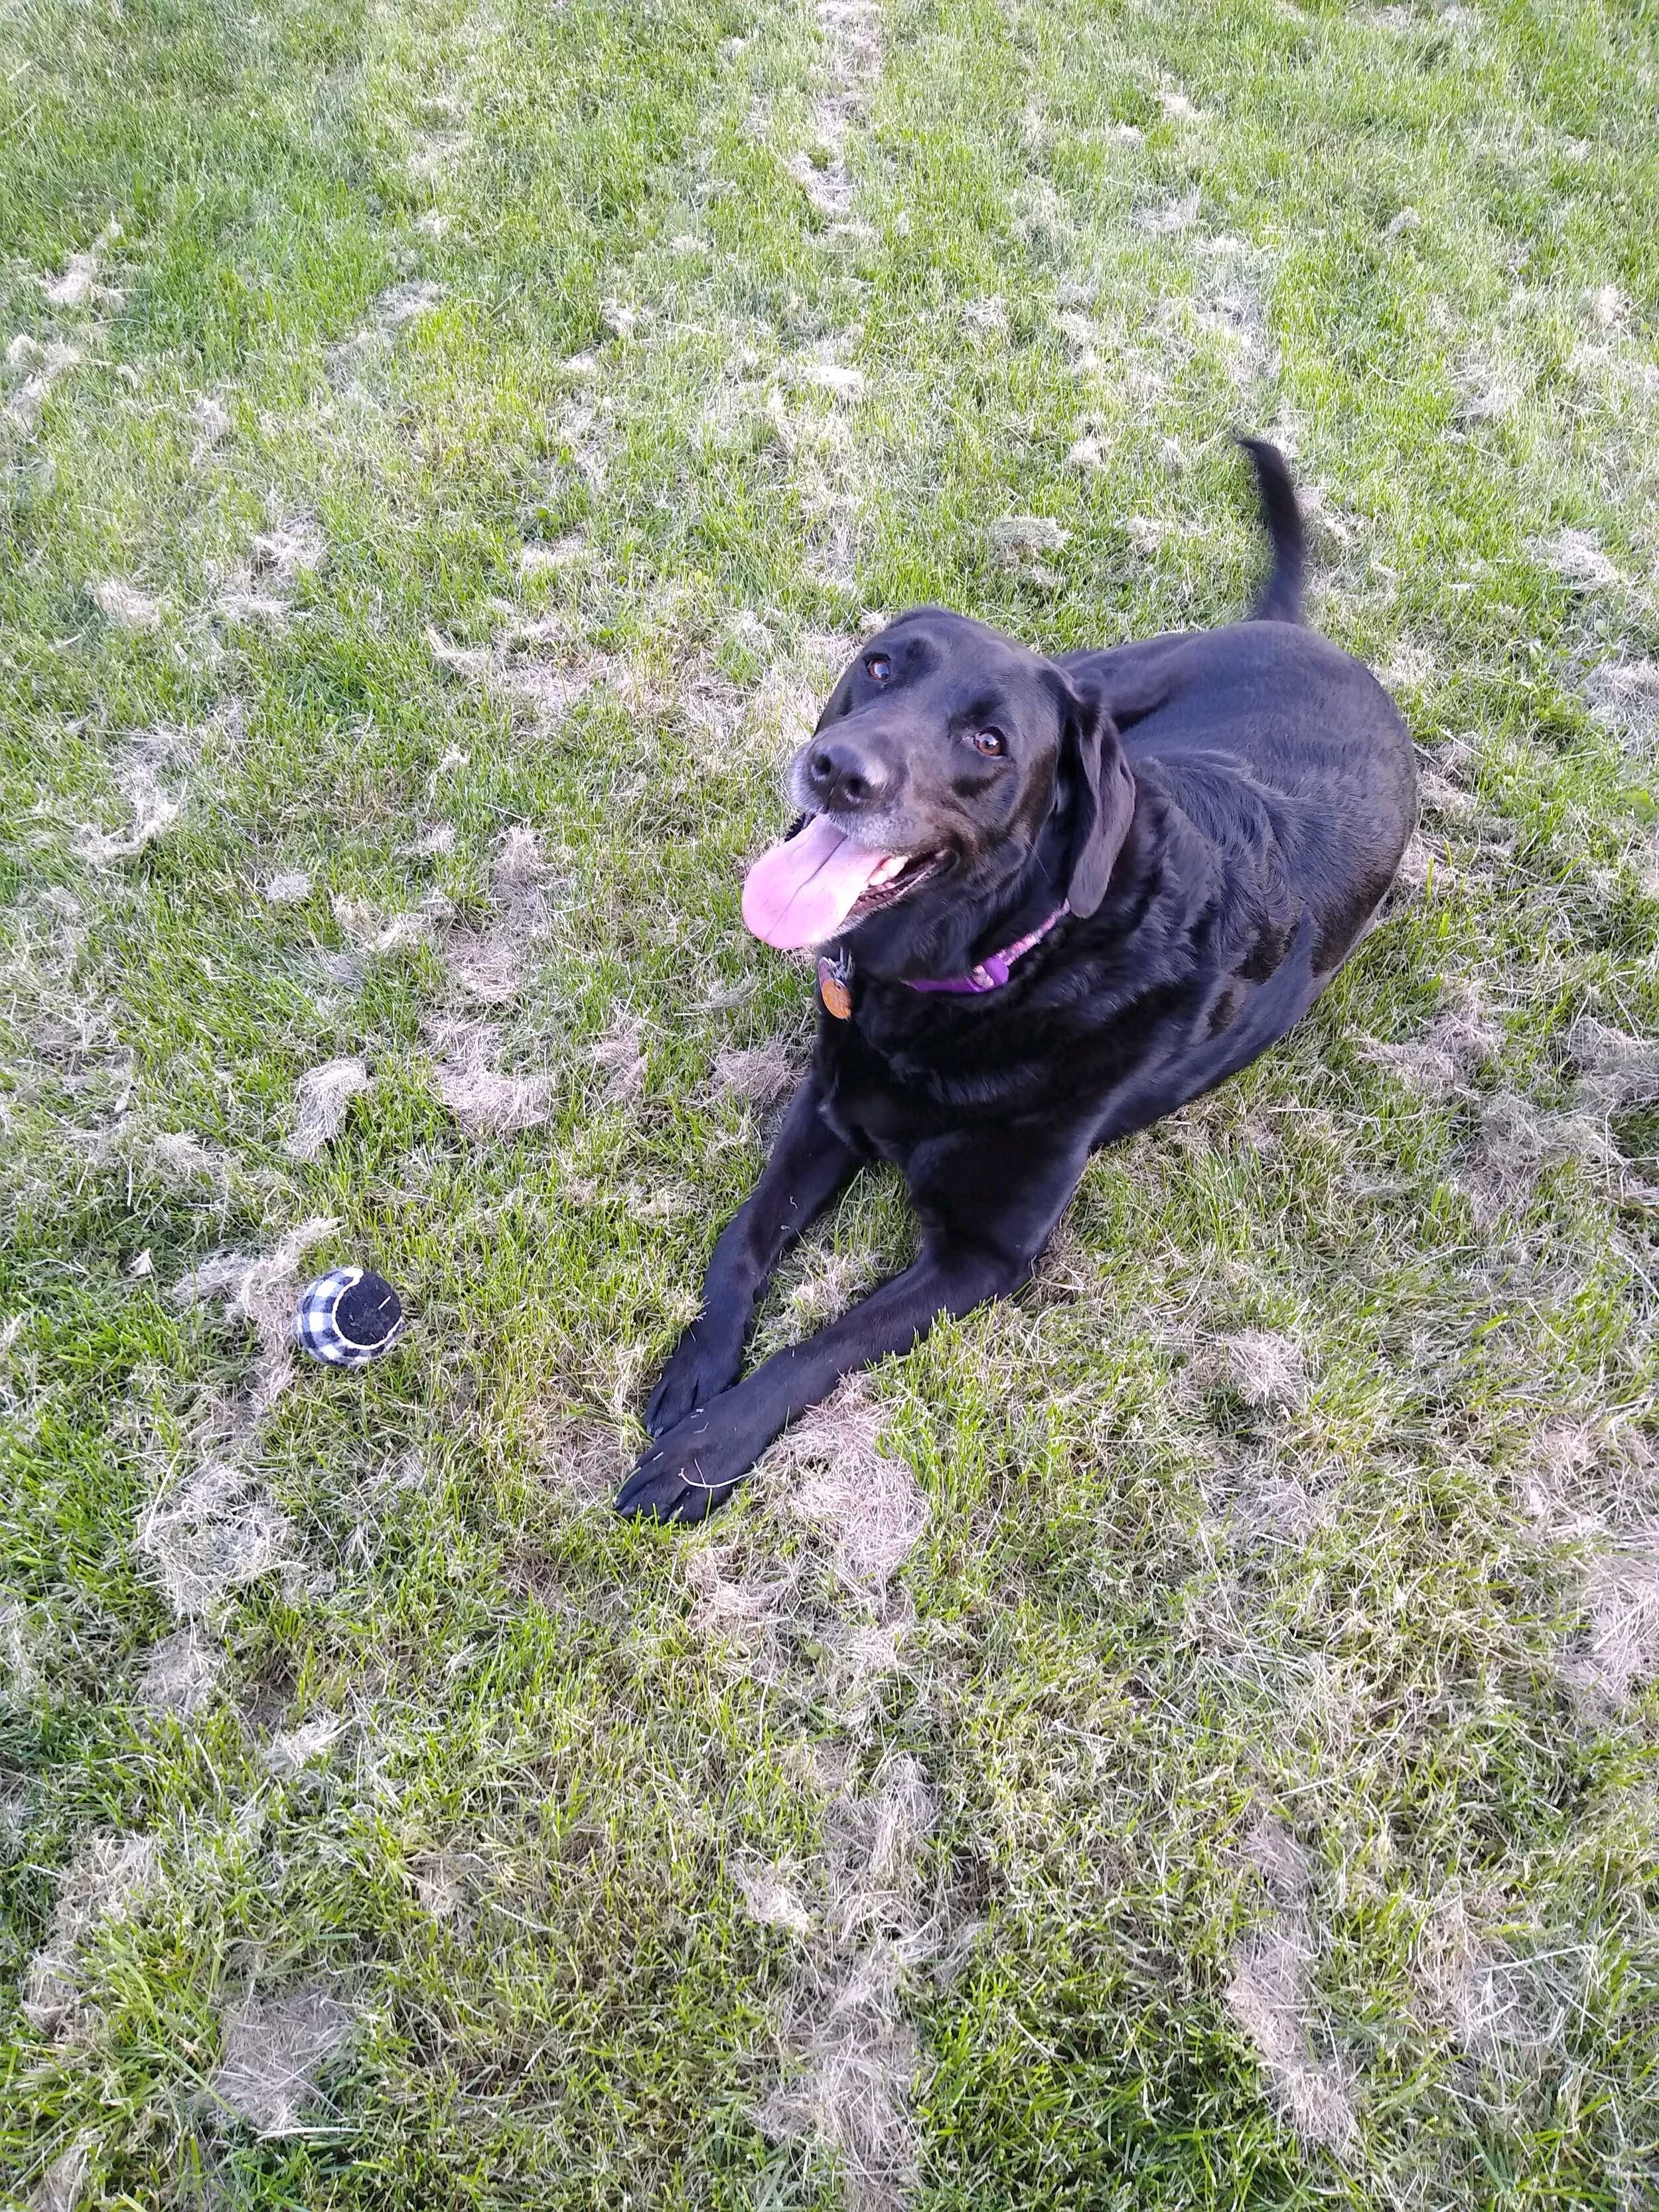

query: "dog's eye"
left=972, top=729, right=1006, bottom=757
left=864, top=654, right=891, bottom=682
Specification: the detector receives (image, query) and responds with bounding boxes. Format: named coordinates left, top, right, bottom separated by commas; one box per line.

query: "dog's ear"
left=1052, top=670, right=1135, bottom=917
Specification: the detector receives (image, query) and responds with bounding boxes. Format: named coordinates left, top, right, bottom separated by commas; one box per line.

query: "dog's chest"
left=816, top=997, right=1064, bottom=1156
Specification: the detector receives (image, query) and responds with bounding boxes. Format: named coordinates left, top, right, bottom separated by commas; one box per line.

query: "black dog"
left=616, top=439, right=1415, bottom=1522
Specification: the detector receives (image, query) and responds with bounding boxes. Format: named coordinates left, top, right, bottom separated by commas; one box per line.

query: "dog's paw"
left=645, top=1323, right=745, bottom=1439
left=614, top=1412, right=746, bottom=1525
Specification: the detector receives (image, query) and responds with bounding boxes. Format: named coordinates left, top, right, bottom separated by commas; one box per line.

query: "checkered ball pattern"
left=294, top=1266, right=403, bottom=1366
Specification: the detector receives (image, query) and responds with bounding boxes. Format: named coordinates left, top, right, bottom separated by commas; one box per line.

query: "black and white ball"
left=295, top=1268, right=405, bottom=1366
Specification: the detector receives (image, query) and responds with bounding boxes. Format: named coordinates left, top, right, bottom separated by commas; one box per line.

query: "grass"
left=2, top=0, right=1658, bottom=2201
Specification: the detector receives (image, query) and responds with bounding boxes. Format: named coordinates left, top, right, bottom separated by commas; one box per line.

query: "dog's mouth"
left=845, top=847, right=943, bottom=921
left=742, top=815, right=943, bottom=950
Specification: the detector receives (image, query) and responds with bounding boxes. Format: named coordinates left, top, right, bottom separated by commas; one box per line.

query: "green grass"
left=3, top=0, right=1658, bottom=2202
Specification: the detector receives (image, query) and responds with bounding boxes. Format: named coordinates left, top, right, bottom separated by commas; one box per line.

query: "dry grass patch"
left=210, top=1990, right=354, bottom=2135
left=287, top=1057, right=372, bottom=1159
left=22, top=1837, right=159, bottom=2036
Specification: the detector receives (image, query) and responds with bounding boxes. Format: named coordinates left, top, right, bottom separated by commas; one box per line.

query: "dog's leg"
left=616, top=1129, right=1090, bottom=1522
left=644, top=1076, right=861, bottom=1439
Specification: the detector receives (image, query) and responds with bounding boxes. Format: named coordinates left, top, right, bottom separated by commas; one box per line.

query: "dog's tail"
left=1237, top=434, right=1304, bottom=624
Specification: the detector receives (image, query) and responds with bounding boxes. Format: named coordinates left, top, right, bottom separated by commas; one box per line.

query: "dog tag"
left=817, top=954, right=853, bottom=1020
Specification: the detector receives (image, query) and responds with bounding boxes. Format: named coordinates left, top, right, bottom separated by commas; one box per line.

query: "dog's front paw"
left=645, top=1320, right=746, bottom=1439
left=614, top=1410, right=748, bottom=1525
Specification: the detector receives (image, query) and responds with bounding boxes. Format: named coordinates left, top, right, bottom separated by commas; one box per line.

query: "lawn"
left=2, top=0, right=1658, bottom=2203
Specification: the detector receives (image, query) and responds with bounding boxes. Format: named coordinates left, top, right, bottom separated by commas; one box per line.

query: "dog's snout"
left=806, top=738, right=891, bottom=813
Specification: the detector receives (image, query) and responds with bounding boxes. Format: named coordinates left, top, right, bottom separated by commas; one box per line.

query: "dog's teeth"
left=869, top=854, right=907, bottom=885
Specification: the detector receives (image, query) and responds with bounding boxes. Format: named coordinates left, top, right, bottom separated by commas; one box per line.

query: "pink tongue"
left=741, top=815, right=893, bottom=950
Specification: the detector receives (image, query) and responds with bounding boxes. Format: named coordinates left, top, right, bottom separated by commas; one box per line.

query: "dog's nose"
left=805, top=739, right=890, bottom=813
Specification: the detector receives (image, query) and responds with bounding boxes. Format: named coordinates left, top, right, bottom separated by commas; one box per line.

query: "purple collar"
left=904, top=901, right=1070, bottom=994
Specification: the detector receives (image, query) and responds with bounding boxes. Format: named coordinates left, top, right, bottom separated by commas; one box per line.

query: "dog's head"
left=742, top=609, right=1135, bottom=977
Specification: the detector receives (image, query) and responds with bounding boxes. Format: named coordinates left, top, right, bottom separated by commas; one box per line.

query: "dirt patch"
left=786, top=1247, right=885, bottom=1333
left=2, top=1599, right=40, bottom=1696
left=858, top=1755, right=935, bottom=1889
left=529, top=1413, right=630, bottom=1505
left=798, top=359, right=867, bottom=400
left=1437, top=1947, right=1560, bottom=2061
left=685, top=1544, right=802, bottom=1639
left=376, top=279, right=445, bottom=331
left=144, top=1128, right=230, bottom=1188
left=219, top=514, right=326, bottom=623
left=212, top=1988, right=353, bottom=2134
left=263, top=1714, right=344, bottom=1774
left=1226, top=1453, right=1331, bottom=1543
left=42, top=263, right=105, bottom=311
left=519, top=534, right=590, bottom=577
left=191, top=394, right=232, bottom=450
left=758, top=1994, right=922, bottom=2211
left=1228, top=1805, right=1356, bottom=2145
left=593, top=1016, right=646, bottom=1105
left=427, top=628, right=492, bottom=679
left=823, top=1603, right=919, bottom=1729
left=1193, top=252, right=1276, bottom=397
left=331, top=889, right=452, bottom=956
left=788, top=0, right=885, bottom=223
left=252, top=522, right=325, bottom=585
left=1455, top=354, right=1521, bottom=423
left=1380, top=635, right=1435, bottom=694
left=1243, top=1812, right=1313, bottom=1905
left=1414, top=1891, right=1566, bottom=2065
left=39, top=222, right=122, bottom=309
left=1135, top=186, right=1202, bottom=234
left=987, top=515, right=1068, bottom=584
left=690, top=1388, right=950, bottom=2203
left=1516, top=1422, right=1604, bottom=1538
left=443, top=825, right=553, bottom=1003
left=409, top=1851, right=471, bottom=1920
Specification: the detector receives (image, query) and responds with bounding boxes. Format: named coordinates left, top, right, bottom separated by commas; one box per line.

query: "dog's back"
left=1062, top=446, right=1416, bottom=976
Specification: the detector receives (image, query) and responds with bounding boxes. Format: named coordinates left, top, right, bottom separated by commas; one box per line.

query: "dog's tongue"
left=742, top=815, right=892, bottom=950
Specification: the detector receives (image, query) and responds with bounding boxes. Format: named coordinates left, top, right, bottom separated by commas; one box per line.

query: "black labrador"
left=616, top=438, right=1415, bottom=1522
